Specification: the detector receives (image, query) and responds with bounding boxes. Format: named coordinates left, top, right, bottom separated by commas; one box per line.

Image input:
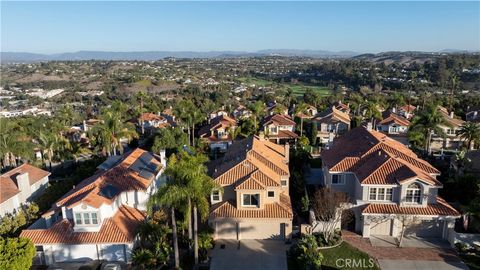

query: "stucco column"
left=362, top=216, right=371, bottom=238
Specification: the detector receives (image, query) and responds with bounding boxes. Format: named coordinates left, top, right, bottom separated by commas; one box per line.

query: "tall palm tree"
left=191, top=108, right=205, bottom=147
left=248, top=101, right=266, bottom=130
left=410, top=104, right=451, bottom=154
left=0, top=118, right=32, bottom=169
left=90, top=110, right=138, bottom=156
left=458, top=122, right=480, bottom=150
left=295, top=103, right=311, bottom=136
left=148, top=181, right=188, bottom=269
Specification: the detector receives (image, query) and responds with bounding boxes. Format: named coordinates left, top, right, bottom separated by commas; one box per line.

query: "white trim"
left=241, top=193, right=260, bottom=208
left=211, top=190, right=222, bottom=204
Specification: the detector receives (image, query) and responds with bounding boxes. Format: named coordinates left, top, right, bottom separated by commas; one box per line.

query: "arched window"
left=406, top=183, right=421, bottom=203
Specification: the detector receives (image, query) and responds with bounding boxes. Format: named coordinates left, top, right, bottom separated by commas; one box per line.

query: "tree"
left=132, top=249, right=155, bottom=270
left=152, top=128, right=189, bottom=156
left=0, top=118, right=32, bottom=169
left=311, top=187, right=349, bottom=243
left=0, top=237, right=36, bottom=270
left=248, top=101, right=266, bottom=130
left=166, top=151, right=218, bottom=267
left=295, top=103, right=311, bottom=136
left=289, top=234, right=324, bottom=270
left=458, top=122, right=480, bottom=150
left=410, top=104, right=450, bottom=154
left=136, top=91, right=149, bottom=135
left=89, top=110, right=138, bottom=156
left=310, top=122, right=318, bottom=146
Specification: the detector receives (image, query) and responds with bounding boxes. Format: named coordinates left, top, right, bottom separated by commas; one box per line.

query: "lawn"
left=320, top=242, right=380, bottom=270
left=288, top=242, right=380, bottom=270
left=237, top=76, right=274, bottom=87
left=288, top=85, right=331, bottom=97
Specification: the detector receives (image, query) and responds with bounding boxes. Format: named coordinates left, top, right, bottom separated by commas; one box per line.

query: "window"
left=267, top=191, right=275, bottom=198
left=75, top=212, right=100, bottom=226
left=369, top=187, right=394, bottom=201
left=406, top=183, right=421, bottom=203
left=270, top=126, right=278, bottom=134
left=75, top=213, right=82, bottom=225
left=211, top=190, right=221, bottom=202
left=83, top=213, right=91, bottom=225
left=281, top=179, right=288, bottom=187
left=91, top=213, right=98, bottom=225
left=332, top=174, right=345, bottom=185
left=242, top=194, right=260, bottom=207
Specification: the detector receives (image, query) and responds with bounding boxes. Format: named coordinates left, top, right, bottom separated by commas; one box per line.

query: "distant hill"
left=0, top=49, right=361, bottom=63
left=352, top=51, right=480, bottom=65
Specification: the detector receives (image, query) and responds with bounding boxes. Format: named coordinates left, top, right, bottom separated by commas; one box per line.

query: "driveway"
left=210, top=239, right=289, bottom=270
left=342, top=231, right=466, bottom=269
left=379, top=259, right=469, bottom=270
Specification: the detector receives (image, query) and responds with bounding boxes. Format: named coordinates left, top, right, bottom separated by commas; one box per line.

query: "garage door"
left=216, top=221, right=238, bottom=239
left=370, top=219, right=392, bottom=235
left=239, top=221, right=285, bottom=240
left=406, top=220, right=443, bottom=238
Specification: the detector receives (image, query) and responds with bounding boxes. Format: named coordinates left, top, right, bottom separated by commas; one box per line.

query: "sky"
left=1, top=1, right=479, bottom=54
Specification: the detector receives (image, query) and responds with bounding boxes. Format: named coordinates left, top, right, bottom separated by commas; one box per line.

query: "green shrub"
left=0, top=237, right=36, bottom=270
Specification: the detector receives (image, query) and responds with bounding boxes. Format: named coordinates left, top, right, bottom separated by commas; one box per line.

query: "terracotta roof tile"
left=262, top=114, right=296, bottom=126
left=314, top=106, right=351, bottom=125
left=1, top=164, right=50, bottom=203
left=44, top=149, right=161, bottom=215
left=21, top=205, right=145, bottom=244
left=362, top=197, right=460, bottom=217
left=210, top=200, right=292, bottom=219
left=378, top=113, right=410, bottom=127
left=323, top=127, right=440, bottom=186
left=235, top=177, right=265, bottom=190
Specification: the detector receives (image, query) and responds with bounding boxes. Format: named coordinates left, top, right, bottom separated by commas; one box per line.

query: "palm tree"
left=363, top=101, right=382, bottom=126
left=295, top=103, right=311, bottom=136
left=248, top=101, right=266, bottom=130
left=191, top=108, right=205, bottom=146
left=148, top=182, right=187, bottom=269
left=90, top=110, right=138, bottom=156
left=458, top=122, right=480, bottom=150
left=410, top=104, right=451, bottom=154
left=0, top=118, right=32, bottom=169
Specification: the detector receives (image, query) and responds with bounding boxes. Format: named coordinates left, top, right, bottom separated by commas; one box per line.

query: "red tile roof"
left=43, top=148, right=161, bottom=216
left=1, top=164, right=50, bottom=203
left=263, top=114, right=296, bottom=126
left=21, top=205, right=145, bottom=244
left=139, top=113, right=166, bottom=122
left=267, top=130, right=299, bottom=139
left=362, top=197, right=460, bottom=217
left=210, top=200, right=292, bottom=219
left=198, top=115, right=237, bottom=138
left=378, top=113, right=410, bottom=127
left=314, top=106, right=351, bottom=125
left=323, top=127, right=440, bottom=186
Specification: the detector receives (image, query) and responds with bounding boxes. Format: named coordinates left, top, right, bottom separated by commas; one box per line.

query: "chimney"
left=61, top=206, right=67, bottom=220
left=159, top=149, right=166, bottom=167
left=392, top=107, right=396, bottom=113
left=83, top=120, right=87, bottom=132
left=258, top=131, right=265, bottom=141
left=16, top=172, right=31, bottom=201
left=284, top=142, right=290, bottom=163
left=366, top=122, right=373, bottom=131
left=450, top=111, right=454, bottom=118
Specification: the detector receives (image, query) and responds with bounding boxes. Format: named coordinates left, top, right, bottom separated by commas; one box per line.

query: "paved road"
left=210, top=239, right=289, bottom=270
left=379, top=259, right=469, bottom=270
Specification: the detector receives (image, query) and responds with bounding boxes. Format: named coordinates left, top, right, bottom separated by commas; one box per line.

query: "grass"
left=237, top=76, right=331, bottom=97
left=287, top=85, right=331, bottom=97
left=320, top=242, right=380, bottom=270
left=288, top=242, right=380, bottom=270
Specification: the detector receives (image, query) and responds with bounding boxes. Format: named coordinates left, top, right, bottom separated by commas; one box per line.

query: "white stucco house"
left=21, top=148, right=166, bottom=266
left=1, top=164, right=50, bottom=216
left=321, top=126, right=460, bottom=240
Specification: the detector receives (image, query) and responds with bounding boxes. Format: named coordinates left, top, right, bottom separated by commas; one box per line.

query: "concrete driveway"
left=210, top=239, right=289, bottom=270
left=379, top=259, right=469, bottom=270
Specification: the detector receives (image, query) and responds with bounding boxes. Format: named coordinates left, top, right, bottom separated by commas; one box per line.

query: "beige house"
left=313, top=106, right=350, bottom=145
left=199, top=115, right=238, bottom=152
left=208, top=136, right=293, bottom=240
left=376, top=112, right=410, bottom=145
left=430, top=107, right=466, bottom=152
left=1, top=164, right=50, bottom=216
left=322, top=127, right=460, bottom=240
left=262, top=114, right=298, bottom=144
